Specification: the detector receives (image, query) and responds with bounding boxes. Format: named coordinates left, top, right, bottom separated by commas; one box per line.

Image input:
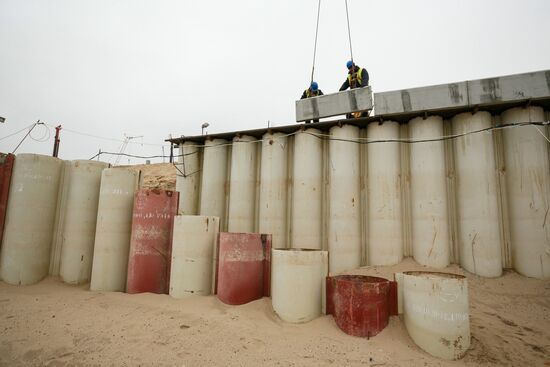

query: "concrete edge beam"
left=295, top=87, right=373, bottom=122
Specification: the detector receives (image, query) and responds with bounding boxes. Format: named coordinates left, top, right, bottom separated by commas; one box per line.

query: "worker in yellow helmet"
left=300, top=81, right=324, bottom=123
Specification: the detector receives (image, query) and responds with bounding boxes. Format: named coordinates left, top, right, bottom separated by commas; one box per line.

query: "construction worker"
left=339, top=60, right=369, bottom=91
left=300, top=81, right=324, bottom=123
left=340, top=61, right=370, bottom=118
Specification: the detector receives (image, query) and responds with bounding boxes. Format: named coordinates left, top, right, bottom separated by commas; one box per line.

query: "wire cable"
left=29, top=123, right=51, bottom=142
left=344, top=0, right=354, bottom=63
left=310, top=0, right=322, bottom=84
left=534, top=125, right=550, bottom=144
left=0, top=123, right=36, bottom=141
left=45, top=123, right=164, bottom=147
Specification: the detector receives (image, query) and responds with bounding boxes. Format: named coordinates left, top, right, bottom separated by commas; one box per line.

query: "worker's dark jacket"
left=300, top=88, right=324, bottom=99
left=339, top=66, right=369, bottom=91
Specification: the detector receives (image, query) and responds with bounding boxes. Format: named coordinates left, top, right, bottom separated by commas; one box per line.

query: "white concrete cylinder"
left=170, top=215, right=220, bottom=298
left=452, top=112, right=502, bottom=277
left=403, top=272, right=470, bottom=360
left=90, top=168, right=139, bottom=292
left=228, top=135, right=257, bottom=232
left=176, top=142, right=200, bottom=215
left=258, top=132, right=288, bottom=249
left=328, top=125, right=361, bottom=273
left=291, top=129, right=323, bottom=249
left=0, top=154, right=62, bottom=285
left=367, top=121, right=403, bottom=265
left=271, top=249, right=328, bottom=323
left=199, top=139, right=228, bottom=228
left=59, top=160, right=109, bottom=284
left=409, top=116, right=450, bottom=268
left=501, top=107, right=550, bottom=279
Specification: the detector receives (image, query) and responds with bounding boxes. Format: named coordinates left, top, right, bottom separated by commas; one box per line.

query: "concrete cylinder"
left=367, top=121, right=403, bottom=265
left=59, top=160, right=109, bottom=284
left=409, top=116, right=450, bottom=268
left=199, top=139, right=228, bottom=227
left=228, top=135, right=257, bottom=232
left=90, top=168, right=139, bottom=292
left=258, top=132, right=288, bottom=249
left=271, top=248, right=328, bottom=323
left=452, top=112, right=502, bottom=277
left=176, top=142, right=200, bottom=215
left=501, top=107, right=550, bottom=279
left=170, top=215, right=220, bottom=298
left=328, top=125, right=361, bottom=273
left=291, top=129, right=323, bottom=249
left=0, top=154, right=62, bottom=285
left=403, top=272, right=470, bottom=360
left=126, top=189, right=179, bottom=294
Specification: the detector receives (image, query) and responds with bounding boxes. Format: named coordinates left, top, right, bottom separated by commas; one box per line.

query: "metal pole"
left=52, top=125, right=62, bottom=157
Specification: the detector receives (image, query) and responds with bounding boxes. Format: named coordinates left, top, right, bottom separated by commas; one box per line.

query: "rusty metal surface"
left=216, top=232, right=271, bottom=305
left=126, top=189, right=179, bottom=294
left=326, top=275, right=393, bottom=338
left=0, top=153, right=14, bottom=251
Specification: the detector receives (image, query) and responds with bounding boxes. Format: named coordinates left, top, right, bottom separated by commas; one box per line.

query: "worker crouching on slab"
left=340, top=60, right=370, bottom=118
left=300, top=81, right=324, bottom=123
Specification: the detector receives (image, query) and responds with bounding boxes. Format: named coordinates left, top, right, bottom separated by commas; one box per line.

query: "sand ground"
left=1, top=258, right=549, bottom=367
left=1, top=164, right=549, bottom=366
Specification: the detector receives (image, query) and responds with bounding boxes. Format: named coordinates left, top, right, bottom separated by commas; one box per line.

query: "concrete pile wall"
left=176, top=71, right=550, bottom=279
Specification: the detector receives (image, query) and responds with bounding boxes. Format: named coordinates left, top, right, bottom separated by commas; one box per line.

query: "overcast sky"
left=1, top=0, right=549, bottom=164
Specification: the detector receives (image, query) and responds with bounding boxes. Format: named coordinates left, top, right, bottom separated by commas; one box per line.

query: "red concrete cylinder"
left=326, top=275, right=392, bottom=337
left=126, top=189, right=179, bottom=294
left=216, top=232, right=271, bottom=305
left=0, top=153, right=15, bottom=251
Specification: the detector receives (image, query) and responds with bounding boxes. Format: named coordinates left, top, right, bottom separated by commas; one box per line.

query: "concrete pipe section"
left=326, top=275, right=398, bottom=338
left=452, top=112, right=502, bottom=277
left=58, top=160, right=109, bottom=285
left=90, top=168, right=140, bottom=292
left=0, top=153, right=15, bottom=254
left=271, top=248, right=328, bottom=323
left=501, top=107, right=550, bottom=279
left=176, top=142, right=200, bottom=215
left=328, top=125, right=361, bottom=273
left=409, top=116, right=450, bottom=268
left=0, top=154, right=62, bottom=285
left=170, top=215, right=220, bottom=298
left=199, top=139, right=228, bottom=228
left=227, top=135, right=257, bottom=233
left=400, top=271, right=470, bottom=360
left=126, top=189, right=179, bottom=294
left=258, top=132, right=288, bottom=250
left=291, top=129, right=323, bottom=249
left=367, top=121, right=403, bottom=266
left=216, top=232, right=271, bottom=305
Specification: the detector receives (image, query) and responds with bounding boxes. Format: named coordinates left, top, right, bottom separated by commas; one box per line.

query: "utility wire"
left=45, top=123, right=165, bottom=147
left=304, top=121, right=549, bottom=144
left=344, top=0, right=354, bottom=63
left=0, top=123, right=37, bottom=141
left=310, top=0, right=322, bottom=84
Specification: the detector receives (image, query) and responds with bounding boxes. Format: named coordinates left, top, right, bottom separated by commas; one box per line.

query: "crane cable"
left=345, top=0, right=354, bottom=63
left=310, top=0, right=322, bottom=84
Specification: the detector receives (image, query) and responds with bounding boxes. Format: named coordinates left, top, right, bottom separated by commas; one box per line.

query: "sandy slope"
left=1, top=258, right=549, bottom=367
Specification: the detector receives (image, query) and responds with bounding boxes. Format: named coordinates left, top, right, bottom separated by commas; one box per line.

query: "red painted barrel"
left=126, top=189, right=179, bottom=294
left=0, top=153, right=15, bottom=250
left=216, top=233, right=271, bottom=305
left=326, top=275, right=397, bottom=338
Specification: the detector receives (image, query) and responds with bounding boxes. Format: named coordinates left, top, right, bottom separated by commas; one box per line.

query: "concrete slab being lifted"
left=295, top=86, right=373, bottom=122
left=374, top=70, right=550, bottom=116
